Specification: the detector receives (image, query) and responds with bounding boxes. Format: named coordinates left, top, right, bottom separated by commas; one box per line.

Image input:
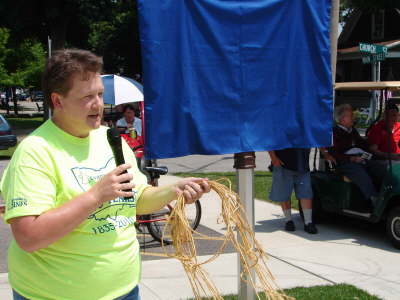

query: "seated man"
left=116, top=104, right=142, bottom=136
left=368, top=102, right=400, bottom=161
left=328, top=104, right=379, bottom=207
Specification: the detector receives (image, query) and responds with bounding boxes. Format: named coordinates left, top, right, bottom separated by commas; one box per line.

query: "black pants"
left=336, top=161, right=382, bottom=200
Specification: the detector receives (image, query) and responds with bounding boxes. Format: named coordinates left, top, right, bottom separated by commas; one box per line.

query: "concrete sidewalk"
left=1, top=175, right=400, bottom=299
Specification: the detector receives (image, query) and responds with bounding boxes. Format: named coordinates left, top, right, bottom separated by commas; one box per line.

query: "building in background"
left=336, top=8, right=400, bottom=109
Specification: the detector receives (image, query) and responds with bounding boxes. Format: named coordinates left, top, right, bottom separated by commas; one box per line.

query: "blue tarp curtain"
left=137, top=0, right=333, bottom=159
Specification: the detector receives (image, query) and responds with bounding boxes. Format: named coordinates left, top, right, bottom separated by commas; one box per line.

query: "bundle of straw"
left=163, top=179, right=293, bottom=300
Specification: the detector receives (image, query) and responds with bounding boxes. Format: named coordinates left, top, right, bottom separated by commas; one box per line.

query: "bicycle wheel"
left=146, top=200, right=202, bottom=244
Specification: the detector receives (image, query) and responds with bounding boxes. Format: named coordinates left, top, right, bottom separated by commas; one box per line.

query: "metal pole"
left=234, top=152, right=256, bottom=300
left=370, top=62, right=378, bottom=121
left=330, top=0, right=340, bottom=85
left=377, top=61, right=381, bottom=82
left=329, top=0, right=340, bottom=140
left=48, top=36, right=52, bottom=58
left=44, top=36, right=52, bottom=121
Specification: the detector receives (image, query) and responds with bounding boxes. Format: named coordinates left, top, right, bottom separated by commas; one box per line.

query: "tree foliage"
left=0, top=0, right=141, bottom=80
left=0, top=28, right=11, bottom=85
left=339, top=0, right=399, bottom=29
left=341, top=0, right=398, bottom=11
left=0, top=27, right=46, bottom=89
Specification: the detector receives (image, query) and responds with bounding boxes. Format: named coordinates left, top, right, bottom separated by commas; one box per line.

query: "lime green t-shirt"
left=1, top=120, right=149, bottom=300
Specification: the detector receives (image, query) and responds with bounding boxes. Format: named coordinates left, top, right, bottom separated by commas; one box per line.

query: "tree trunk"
left=12, top=87, right=18, bottom=116
left=49, top=17, right=69, bottom=50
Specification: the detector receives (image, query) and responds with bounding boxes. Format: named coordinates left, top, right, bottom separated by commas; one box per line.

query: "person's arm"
left=268, top=151, right=284, bottom=167
left=369, top=144, right=400, bottom=160
left=367, top=125, right=388, bottom=158
left=329, top=128, right=353, bottom=163
left=136, top=177, right=210, bottom=215
left=369, top=143, right=385, bottom=158
left=319, top=147, right=336, bottom=164
left=116, top=119, right=129, bottom=133
left=8, top=164, right=135, bottom=253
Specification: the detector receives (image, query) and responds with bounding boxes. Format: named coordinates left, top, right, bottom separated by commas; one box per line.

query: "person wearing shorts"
left=268, top=148, right=317, bottom=234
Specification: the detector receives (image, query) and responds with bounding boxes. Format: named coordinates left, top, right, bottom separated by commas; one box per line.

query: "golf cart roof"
left=335, top=81, right=400, bottom=91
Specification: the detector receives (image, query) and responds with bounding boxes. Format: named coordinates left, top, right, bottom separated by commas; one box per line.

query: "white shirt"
left=337, top=124, right=352, bottom=134
left=116, top=117, right=142, bottom=136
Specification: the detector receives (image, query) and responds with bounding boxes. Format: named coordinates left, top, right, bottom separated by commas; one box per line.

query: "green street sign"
left=359, top=43, right=388, bottom=64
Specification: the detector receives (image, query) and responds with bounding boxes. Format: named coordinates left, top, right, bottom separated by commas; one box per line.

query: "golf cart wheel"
left=386, top=206, right=400, bottom=249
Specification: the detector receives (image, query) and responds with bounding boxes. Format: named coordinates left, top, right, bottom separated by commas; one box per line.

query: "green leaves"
left=341, top=0, right=398, bottom=12
left=0, top=0, right=142, bottom=80
left=0, top=27, right=46, bottom=89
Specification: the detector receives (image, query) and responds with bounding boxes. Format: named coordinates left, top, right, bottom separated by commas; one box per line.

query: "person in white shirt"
left=116, top=104, right=142, bottom=136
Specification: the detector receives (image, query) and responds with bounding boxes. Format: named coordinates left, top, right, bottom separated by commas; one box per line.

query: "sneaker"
left=285, top=220, right=296, bottom=232
left=304, top=222, right=318, bottom=234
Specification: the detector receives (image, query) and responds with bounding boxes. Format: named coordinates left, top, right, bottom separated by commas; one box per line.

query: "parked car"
left=16, top=92, right=29, bottom=101
left=0, top=115, right=17, bottom=150
left=32, top=91, right=44, bottom=102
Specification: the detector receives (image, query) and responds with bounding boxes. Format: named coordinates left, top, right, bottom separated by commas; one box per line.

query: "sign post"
left=359, top=42, right=388, bottom=121
left=359, top=43, right=388, bottom=64
left=234, top=152, right=256, bottom=300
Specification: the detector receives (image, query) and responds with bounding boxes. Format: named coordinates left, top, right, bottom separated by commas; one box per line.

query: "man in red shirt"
left=368, top=103, right=400, bottom=160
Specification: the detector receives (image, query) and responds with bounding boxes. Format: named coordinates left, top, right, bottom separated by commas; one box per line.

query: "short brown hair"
left=41, top=49, right=103, bottom=109
left=122, top=104, right=135, bottom=113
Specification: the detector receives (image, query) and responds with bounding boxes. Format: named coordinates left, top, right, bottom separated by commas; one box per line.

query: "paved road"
left=0, top=159, right=11, bottom=273
left=157, top=150, right=320, bottom=174
left=158, top=152, right=270, bottom=173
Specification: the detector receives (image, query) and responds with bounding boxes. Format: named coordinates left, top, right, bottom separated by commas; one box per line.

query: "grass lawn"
left=215, top=284, right=381, bottom=300
left=6, top=116, right=44, bottom=130
left=174, top=171, right=299, bottom=210
left=0, top=116, right=43, bottom=157
left=0, top=145, right=17, bottom=157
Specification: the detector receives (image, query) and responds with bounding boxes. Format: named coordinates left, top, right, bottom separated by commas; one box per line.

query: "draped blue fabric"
left=137, top=0, right=333, bottom=159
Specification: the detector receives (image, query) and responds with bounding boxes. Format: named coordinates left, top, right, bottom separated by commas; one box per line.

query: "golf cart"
left=309, top=81, right=400, bottom=249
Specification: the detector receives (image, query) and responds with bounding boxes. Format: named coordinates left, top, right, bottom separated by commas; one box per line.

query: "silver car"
left=0, top=115, right=17, bottom=150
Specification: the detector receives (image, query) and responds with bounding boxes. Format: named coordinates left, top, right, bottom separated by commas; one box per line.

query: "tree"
left=2, top=36, right=46, bottom=89
left=0, top=27, right=46, bottom=114
left=0, top=0, right=142, bottom=118
left=88, top=1, right=142, bottom=77
left=0, top=0, right=142, bottom=75
left=340, top=0, right=398, bottom=30
left=341, top=0, right=398, bottom=11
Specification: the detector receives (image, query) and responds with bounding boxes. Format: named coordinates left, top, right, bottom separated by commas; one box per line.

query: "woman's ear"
left=51, top=92, right=63, bottom=109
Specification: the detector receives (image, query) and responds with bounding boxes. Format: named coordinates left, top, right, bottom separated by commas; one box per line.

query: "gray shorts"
left=269, top=166, right=313, bottom=202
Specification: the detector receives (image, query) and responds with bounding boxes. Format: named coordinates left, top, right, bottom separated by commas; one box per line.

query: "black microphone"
left=107, top=128, right=132, bottom=198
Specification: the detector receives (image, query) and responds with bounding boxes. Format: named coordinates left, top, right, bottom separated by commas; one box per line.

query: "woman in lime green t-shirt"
left=1, top=49, right=210, bottom=300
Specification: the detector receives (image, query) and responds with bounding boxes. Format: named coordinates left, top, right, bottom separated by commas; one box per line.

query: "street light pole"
left=44, top=36, right=52, bottom=121
left=234, top=152, right=256, bottom=299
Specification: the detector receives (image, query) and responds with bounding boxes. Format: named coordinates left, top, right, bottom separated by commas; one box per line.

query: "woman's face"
left=123, top=108, right=135, bottom=123
left=340, top=110, right=354, bottom=128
